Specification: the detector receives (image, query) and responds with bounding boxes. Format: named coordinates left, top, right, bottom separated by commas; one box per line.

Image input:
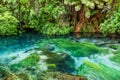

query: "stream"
left=0, top=33, right=120, bottom=80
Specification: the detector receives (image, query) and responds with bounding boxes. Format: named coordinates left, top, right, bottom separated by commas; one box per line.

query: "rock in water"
left=42, top=44, right=55, bottom=51
left=56, top=53, right=75, bottom=73
left=41, top=50, right=75, bottom=73
left=40, top=72, right=87, bottom=80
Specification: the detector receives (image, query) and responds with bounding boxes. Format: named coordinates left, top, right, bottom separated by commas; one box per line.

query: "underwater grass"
left=77, top=60, right=120, bottom=80
left=38, top=38, right=101, bottom=57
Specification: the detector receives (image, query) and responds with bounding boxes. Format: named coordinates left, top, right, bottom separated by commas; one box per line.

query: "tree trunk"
left=74, top=7, right=86, bottom=33
left=18, top=0, right=21, bottom=28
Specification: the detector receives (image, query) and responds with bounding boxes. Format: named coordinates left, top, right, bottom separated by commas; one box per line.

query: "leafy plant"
left=64, top=0, right=114, bottom=32
left=34, top=0, right=72, bottom=35
left=100, top=7, right=120, bottom=35
left=0, top=11, right=18, bottom=36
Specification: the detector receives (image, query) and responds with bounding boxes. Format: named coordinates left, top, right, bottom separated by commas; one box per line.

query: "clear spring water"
left=0, top=33, right=120, bottom=80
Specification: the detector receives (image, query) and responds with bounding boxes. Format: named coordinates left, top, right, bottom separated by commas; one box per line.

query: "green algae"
left=10, top=53, right=40, bottom=71
left=83, top=60, right=102, bottom=71
left=18, top=53, right=40, bottom=67
left=77, top=60, right=120, bottom=80
left=109, top=45, right=119, bottom=50
left=110, top=50, right=120, bottom=63
left=110, top=46, right=120, bottom=64
left=38, top=38, right=101, bottom=57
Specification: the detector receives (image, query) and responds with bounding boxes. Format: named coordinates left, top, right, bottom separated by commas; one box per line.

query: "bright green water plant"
left=10, top=53, right=40, bottom=71
left=38, top=38, right=101, bottom=57
left=100, top=7, right=120, bottom=35
left=77, top=60, right=120, bottom=80
left=110, top=50, right=120, bottom=63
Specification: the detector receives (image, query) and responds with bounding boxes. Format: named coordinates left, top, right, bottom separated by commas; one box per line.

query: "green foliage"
left=100, top=8, right=120, bottom=35
left=0, top=11, right=18, bottom=36
left=38, top=23, right=73, bottom=35
left=0, top=0, right=117, bottom=35
left=19, top=0, right=72, bottom=35
left=35, top=0, right=73, bottom=35
left=64, top=0, right=112, bottom=18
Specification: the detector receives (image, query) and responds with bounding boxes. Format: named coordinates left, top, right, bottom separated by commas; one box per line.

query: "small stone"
left=44, top=44, right=55, bottom=51
left=109, top=45, right=118, bottom=50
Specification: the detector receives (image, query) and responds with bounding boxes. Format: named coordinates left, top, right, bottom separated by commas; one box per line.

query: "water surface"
left=0, top=33, right=120, bottom=80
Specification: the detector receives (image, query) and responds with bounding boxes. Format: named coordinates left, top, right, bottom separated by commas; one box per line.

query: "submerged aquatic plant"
left=10, top=53, right=40, bottom=71
left=38, top=38, right=101, bottom=57
left=77, top=60, right=120, bottom=80
left=110, top=50, right=120, bottom=63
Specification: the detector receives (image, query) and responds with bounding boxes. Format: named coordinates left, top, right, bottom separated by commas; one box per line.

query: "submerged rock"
left=41, top=50, right=75, bottom=73
left=43, top=44, right=55, bottom=51
left=0, top=66, right=32, bottom=80
left=4, top=73, right=32, bottom=80
left=40, top=72, right=87, bottom=80
left=8, top=48, right=75, bottom=74
left=56, top=53, right=75, bottom=73
left=95, top=41, right=106, bottom=46
left=109, top=44, right=119, bottom=50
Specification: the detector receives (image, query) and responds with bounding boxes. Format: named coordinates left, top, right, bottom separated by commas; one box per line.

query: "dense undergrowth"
left=100, top=7, right=120, bottom=35
left=0, top=11, right=18, bottom=36
left=0, top=0, right=120, bottom=36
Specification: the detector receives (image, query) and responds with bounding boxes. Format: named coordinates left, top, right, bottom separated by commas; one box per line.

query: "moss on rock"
left=41, top=50, right=75, bottom=73
left=10, top=53, right=40, bottom=71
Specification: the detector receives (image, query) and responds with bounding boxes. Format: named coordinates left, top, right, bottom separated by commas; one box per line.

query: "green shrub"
left=38, top=22, right=73, bottom=35
left=0, top=11, right=18, bottom=36
left=100, top=8, right=120, bottom=35
left=34, top=0, right=73, bottom=35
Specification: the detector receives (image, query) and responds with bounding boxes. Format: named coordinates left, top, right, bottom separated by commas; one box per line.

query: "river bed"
left=0, top=33, right=120, bottom=80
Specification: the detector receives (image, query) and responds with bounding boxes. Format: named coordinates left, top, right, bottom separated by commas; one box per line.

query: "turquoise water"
left=0, top=33, right=120, bottom=80
left=0, top=33, right=42, bottom=54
